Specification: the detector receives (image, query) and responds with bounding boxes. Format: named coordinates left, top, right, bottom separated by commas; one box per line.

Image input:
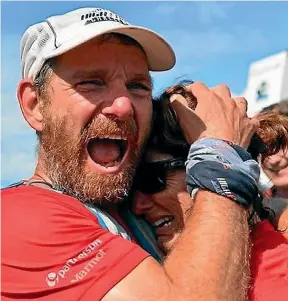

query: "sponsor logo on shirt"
left=45, top=238, right=104, bottom=287
left=46, top=272, right=59, bottom=287
left=71, top=249, right=106, bottom=283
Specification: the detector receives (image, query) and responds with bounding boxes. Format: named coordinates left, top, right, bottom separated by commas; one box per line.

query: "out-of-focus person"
left=260, top=100, right=288, bottom=198
left=256, top=100, right=288, bottom=240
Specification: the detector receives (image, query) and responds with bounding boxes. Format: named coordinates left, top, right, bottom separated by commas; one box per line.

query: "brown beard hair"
left=38, top=105, right=145, bottom=205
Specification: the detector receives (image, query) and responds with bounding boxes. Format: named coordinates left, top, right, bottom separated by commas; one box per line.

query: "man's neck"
left=29, top=164, right=53, bottom=187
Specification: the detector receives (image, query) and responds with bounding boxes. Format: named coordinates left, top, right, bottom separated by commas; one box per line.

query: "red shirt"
left=250, top=220, right=288, bottom=301
left=1, top=185, right=149, bottom=300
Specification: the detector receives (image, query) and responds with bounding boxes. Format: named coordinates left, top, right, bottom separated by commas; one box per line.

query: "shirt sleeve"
left=1, top=186, right=150, bottom=301
left=249, top=220, right=288, bottom=301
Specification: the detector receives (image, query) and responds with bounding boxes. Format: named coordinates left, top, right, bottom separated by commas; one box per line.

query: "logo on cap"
left=81, top=9, right=129, bottom=26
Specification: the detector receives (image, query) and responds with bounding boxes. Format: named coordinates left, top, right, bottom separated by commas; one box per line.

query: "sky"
left=1, top=0, right=288, bottom=187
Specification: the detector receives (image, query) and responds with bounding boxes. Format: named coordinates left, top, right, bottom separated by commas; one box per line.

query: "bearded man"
left=2, top=7, right=260, bottom=301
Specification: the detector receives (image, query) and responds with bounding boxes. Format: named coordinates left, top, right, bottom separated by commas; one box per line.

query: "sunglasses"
left=134, top=157, right=186, bottom=194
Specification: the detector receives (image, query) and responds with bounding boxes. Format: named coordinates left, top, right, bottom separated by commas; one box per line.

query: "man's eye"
left=76, top=80, right=104, bottom=87
left=127, top=82, right=150, bottom=91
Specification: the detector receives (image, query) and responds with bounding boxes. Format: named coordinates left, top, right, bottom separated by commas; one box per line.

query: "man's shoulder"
left=1, top=184, right=98, bottom=223
left=3, top=184, right=83, bottom=206
left=1, top=186, right=149, bottom=301
left=2, top=182, right=63, bottom=197
left=1, top=184, right=109, bottom=260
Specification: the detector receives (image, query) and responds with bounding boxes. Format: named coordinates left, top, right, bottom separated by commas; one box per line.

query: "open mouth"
left=152, top=216, right=174, bottom=228
left=87, top=135, right=129, bottom=171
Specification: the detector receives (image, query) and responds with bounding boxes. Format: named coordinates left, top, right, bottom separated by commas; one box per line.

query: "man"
left=2, top=7, right=260, bottom=301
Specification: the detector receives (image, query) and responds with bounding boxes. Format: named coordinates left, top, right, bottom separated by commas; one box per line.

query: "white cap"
left=20, top=7, right=176, bottom=80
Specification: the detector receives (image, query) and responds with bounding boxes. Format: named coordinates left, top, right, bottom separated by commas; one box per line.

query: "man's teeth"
left=152, top=217, right=174, bottom=228
left=96, top=135, right=127, bottom=140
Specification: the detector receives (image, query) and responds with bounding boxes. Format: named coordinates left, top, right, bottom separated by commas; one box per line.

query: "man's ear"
left=17, top=79, right=44, bottom=132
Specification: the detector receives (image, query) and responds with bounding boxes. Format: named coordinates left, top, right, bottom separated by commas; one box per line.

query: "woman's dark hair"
left=147, top=80, right=288, bottom=228
left=146, top=80, right=195, bottom=158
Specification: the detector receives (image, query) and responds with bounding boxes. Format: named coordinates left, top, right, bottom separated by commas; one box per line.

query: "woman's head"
left=146, top=81, right=194, bottom=158
left=262, top=149, right=288, bottom=190
left=132, top=82, right=195, bottom=253
left=259, top=101, right=288, bottom=195
left=133, top=151, right=191, bottom=253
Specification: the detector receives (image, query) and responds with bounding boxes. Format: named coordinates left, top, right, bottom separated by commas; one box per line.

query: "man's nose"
left=102, top=96, right=134, bottom=121
left=133, top=192, right=153, bottom=216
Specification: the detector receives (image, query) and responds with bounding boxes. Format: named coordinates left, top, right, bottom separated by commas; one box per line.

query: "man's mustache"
left=81, top=116, right=137, bottom=142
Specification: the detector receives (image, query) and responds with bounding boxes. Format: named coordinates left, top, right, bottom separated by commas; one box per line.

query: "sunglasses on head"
left=134, top=157, right=186, bottom=194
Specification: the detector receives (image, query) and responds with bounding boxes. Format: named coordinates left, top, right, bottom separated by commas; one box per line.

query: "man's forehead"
left=70, top=69, right=151, bottom=80
left=55, top=38, right=150, bottom=71
left=53, top=51, right=152, bottom=85
left=65, top=35, right=147, bottom=58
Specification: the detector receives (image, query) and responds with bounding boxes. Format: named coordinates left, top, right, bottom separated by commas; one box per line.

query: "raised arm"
left=102, top=83, right=258, bottom=301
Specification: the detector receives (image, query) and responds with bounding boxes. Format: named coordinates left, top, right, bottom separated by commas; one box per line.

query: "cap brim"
left=45, top=24, right=176, bottom=72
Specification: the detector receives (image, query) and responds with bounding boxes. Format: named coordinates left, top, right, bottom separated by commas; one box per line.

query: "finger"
left=170, top=94, right=189, bottom=107
left=234, top=97, right=248, bottom=115
left=250, top=117, right=260, bottom=130
left=239, top=117, right=260, bottom=149
left=169, top=94, right=206, bottom=144
left=185, top=82, right=210, bottom=104
left=210, top=84, right=232, bottom=100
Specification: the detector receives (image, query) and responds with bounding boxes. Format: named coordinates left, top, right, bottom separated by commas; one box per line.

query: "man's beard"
left=38, top=112, right=148, bottom=205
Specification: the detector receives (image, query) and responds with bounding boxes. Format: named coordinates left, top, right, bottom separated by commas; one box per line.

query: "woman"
left=133, top=82, right=288, bottom=299
left=255, top=101, right=288, bottom=224
left=263, top=148, right=288, bottom=197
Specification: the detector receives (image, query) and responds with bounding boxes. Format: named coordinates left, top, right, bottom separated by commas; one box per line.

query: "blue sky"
left=1, top=1, right=288, bottom=187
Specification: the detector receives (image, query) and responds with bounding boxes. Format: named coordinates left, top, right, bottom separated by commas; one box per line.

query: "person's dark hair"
left=33, top=58, right=55, bottom=98
left=147, top=80, right=195, bottom=158
left=148, top=80, right=288, bottom=228
left=100, top=32, right=145, bottom=50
